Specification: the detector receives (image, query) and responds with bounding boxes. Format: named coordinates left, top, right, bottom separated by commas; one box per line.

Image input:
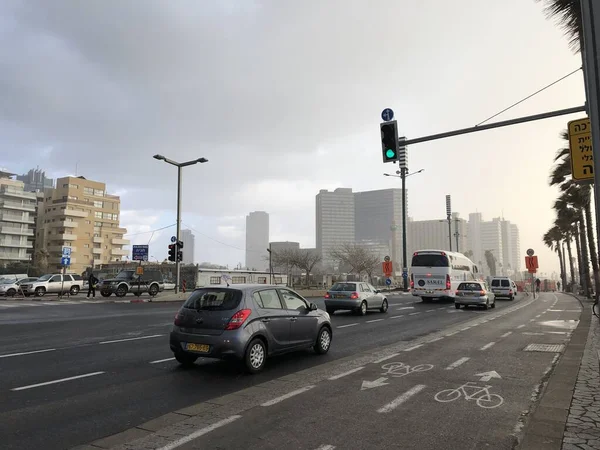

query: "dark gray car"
left=170, top=284, right=333, bottom=373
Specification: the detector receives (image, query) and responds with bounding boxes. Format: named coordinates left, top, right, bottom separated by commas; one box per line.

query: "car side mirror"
left=375, top=289, right=381, bottom=294
left=309, top=303, right=318, bottom=311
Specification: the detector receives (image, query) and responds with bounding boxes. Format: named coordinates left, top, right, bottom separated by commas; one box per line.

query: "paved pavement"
left=73, top=292, right=581, bottom=450
left=1, top=291, right=507, bottom=450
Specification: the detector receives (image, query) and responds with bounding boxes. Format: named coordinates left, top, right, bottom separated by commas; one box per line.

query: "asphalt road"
left=0, top=291, right=538, bottom=450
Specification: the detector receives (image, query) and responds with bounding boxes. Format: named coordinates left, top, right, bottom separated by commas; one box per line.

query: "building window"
left=68, top=196, right=77, bottom=200
left=85, top=220, right=91, bottom=224
left=94, top=189, right=104, bottom=196
left=94, top=233, right=100, bottom=237
left=274, top=277, right=283, bottom=284
left=209, top=277, right=221, bottom=284
left=94, top=212, right=102, bottom=219
left=231, top=276, right=246, bottom=284
left=94, top=201, right=103, bottom=208
left=94, top=221, right=102, bottom=227
left=257, top=277, right=267, bottom=284
left=84, top=244, right=89, bottom=248
left=83, top=187, right=93, bottom=195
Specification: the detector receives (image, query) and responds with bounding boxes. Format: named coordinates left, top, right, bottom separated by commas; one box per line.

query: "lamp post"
left=384, top=168, right=424, bottom=290
left=153, top=154, right=208, bottom=294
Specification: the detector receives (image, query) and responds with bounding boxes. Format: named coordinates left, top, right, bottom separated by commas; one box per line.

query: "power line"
left=123, top=223, right=176, bottom=237
left=475, top=67, right=582, bottom=127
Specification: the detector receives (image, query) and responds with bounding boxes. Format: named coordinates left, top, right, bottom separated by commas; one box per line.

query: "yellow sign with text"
left=568, top=117, right=594, bottom=182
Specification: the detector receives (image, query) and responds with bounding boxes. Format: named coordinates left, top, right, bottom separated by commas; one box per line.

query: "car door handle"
left=289, top=317, right=297, bottom=322
left=261, top=318, right=270, bottom=323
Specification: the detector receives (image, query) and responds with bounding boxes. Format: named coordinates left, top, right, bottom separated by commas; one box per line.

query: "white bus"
left=410, top=249, right=480, bottom=302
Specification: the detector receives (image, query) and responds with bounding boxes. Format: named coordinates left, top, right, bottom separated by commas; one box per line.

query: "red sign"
left=525, top=256, right=539, bottom=271
left=382, top=261, right=393, bottom=276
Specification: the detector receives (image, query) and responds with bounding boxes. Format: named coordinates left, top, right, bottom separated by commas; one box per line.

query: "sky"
left=0, top=0, right=587, bottom=274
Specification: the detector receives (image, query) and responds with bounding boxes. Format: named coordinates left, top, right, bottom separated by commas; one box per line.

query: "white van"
left=489, top=277, right=516, bottom=300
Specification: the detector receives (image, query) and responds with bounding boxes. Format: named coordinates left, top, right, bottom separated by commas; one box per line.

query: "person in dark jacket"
left=87, top=272, right=99, bottom=298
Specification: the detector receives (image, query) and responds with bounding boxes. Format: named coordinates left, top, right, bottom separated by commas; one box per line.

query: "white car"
left=0, top=277, right=38, bottom=297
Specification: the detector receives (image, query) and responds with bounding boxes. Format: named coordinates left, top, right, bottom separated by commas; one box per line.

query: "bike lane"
left=162, top=293, right=578, bottom=450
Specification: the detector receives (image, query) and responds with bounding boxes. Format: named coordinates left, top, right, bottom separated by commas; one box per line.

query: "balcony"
left=64, top=209, right=88, bottom=218
left=111, top=248, right=129, bottom=256
left=93, top=258, right=102, bottom=265
left=92, top=248, right=102, bottom=254
left=0, top=251, right=28, bottom=261
left=0, top=225, right=34, bottom=236
left=93, top=236, right=103, bottom=243
left=52, top=233, right=78, bottom=241
left=1, top=200, right=36, bottom=212
left=0, top=187, right=36, bottom=200
left=48, top=245, right=77, bottom=253
left=0, top=212, right=34, bottom=224
left=111, top=238, right=130, bottom=246
left=52, top=220, right=78, bottom=228
left=0, top=239, right=33, bottom=249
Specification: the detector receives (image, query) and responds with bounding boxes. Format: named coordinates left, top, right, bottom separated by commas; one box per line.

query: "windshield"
left=115, top=271, right=135, bottom=279
left=0, top=279, right=14, bottom=284
left=411, top=254, right=449, bottom=267
left=458, top=282, right=482, bottom=290
left=183, top=289, right=243, bottom=311
left=37, top=274, right=52, bottom=281
left=330, top=283, right=357, bottom=292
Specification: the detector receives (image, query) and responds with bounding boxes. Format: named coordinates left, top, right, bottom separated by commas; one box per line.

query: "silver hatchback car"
left=324, top=281, right=389, bottom=315
left=454, top=281, right=496, bottom=310
left=170, top=284, right=333, bottom=373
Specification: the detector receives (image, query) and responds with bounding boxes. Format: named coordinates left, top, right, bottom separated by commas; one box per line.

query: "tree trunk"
left=584, top=201, right=599, bottom=297
left=566, top=236, right=576, bottom=292
left=557, top=241, right=566, bottom=291
left=578, top=216, right=592, bottom=298
left=574, top=223, right=587, bottom=296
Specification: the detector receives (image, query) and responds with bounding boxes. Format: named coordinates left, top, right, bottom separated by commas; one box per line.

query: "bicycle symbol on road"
left=381, top=362, right=434, bottom=378
left=434, top=382, right=504, bottom=409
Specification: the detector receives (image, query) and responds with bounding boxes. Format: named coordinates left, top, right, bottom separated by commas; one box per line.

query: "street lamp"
left=153, top=154, right=208, bottom=293
left=383, top=168, right=424, bottom=291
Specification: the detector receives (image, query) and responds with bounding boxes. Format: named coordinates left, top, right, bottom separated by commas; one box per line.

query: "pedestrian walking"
left=87, top=272, right=99, bottom=298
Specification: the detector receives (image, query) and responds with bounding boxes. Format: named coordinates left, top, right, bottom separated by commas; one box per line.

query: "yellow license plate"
left=186, top=343, right=210, bottom=353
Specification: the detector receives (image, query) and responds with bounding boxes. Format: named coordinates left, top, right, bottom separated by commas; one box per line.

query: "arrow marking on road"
left=475, top=371, right=501, bottom=382
left=361, top=377, right=389, bottom=390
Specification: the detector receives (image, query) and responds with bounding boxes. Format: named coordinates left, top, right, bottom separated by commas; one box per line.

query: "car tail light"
left=479, top=290, right=485, bottom=296
left=225, top=309, right=252, bottom=330
left=410, top=274, right=414, bottom=289
left=350, top=292, right=359, bottom=299
left=174, top=313, right=184, bottom=326
left=446, top=274, right=451, bottom=290
left=324, top=293, right=331, bottom=299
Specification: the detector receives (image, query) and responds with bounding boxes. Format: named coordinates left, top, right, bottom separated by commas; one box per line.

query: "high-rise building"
left=16, top=168, right=54, bottom=193
left=180, top=229, right=195, bottom=265
left=407, top=213, right=468, bottom=257
left=245, top=211, right=269, bottom=271
left=481, top=218, right=503, bottom=275
left=510, top=224, right=521, bottom=272
left=35, top=176, right=129, bottom=274
left=354, top=188, right=406, bottom=274
left=467, top=213, right=484, bottom=268
left=0, top=170, right=37, bottom=266
left=316, top=188, right=355, bottom=271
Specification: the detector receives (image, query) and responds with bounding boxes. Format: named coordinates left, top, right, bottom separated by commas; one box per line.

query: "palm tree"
left=484, top=250, right=497, bottom=277
left=555, top=212, right=576, bottom=291
left=535, top=0, right=582, bottom=52
left=544, top=226, right=567, bottom=288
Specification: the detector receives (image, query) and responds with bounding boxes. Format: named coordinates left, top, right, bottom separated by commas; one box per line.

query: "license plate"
left=493, top=290, right=500, bottom=293
left=426, top=290, right=434, bottom=294
left=334, top=295, right=345, bottom=299
left=186, top=343, right=210, bottom=353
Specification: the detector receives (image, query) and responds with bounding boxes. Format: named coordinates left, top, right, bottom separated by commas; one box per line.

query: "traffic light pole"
left=401, top=167, right=408, bottom=291
left=175, top=166, right=182, bottom=294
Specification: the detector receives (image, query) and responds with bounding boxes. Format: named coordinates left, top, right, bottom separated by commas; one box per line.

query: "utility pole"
left=454, top=217, right=460, bottom=253
left=446, top=195, right=452, bottom=252
left=267, top=245, right=272, bottom=284
left=401, top=166, right=408, bottom=290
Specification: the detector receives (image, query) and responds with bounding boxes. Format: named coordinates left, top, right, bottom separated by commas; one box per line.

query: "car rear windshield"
left=491, top=279, right=510, bottom=287
left=330, top=283, right=357, bottom=291
left=411, top=254, right=449, bottom=267
left=183, top=289, right=243, bottom=311
left=458, top=282, right=482, bottom=290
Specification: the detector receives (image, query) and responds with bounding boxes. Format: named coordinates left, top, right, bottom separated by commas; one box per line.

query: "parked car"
left=170, top=284, right=332, bottom=373
left=99, top=269, right=163, bottom=297
left=454, top=281, right=496, bottom=309
left=20, top=273, right=84, bottom=296
left=324, top=281, right=389, bottom=315
left=0, top=277, right=38, bottom=297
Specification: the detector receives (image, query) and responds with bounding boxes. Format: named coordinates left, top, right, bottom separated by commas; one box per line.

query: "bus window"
left=411, top=254, right=449, bottom=267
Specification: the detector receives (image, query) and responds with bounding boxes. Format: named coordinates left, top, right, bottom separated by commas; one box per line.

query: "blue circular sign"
left=381, top=108, right=394, bottom=122
left=385, top=278, right=392, bottom=286
left=171, top=236, right=177, bottom=243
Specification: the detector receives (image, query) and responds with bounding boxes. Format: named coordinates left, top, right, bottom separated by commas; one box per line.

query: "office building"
left=0, top=170, right=37, bottom=266
left=245, top=211, right=269, bottom=271
left=316, top=188, right=355, bottom=271
left=480, top=218, right=503, bottom=275
left=467, top=213, right=484, bottom=268
left=17, top=168, right=54, bottom=193
left=407, top=213, right=468, bottom=258
left=510, top=224, right=521, bottom=272
left=180, top=229, right=195, bottom=265
left=35, top=176, right=129, bottom=274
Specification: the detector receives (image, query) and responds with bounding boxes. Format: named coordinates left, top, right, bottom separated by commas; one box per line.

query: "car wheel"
left=245, top=338, right=266, bottom=374
left=314, top=326, right=332, bottom=355
left=455, top=303, right=461, bottom=309
left=326, top=307, right=335, bottom=315
left=101, top=292, right=111, bottom=297
left=483, top=301, right=489, bottom=310
left=115, top=285, right=128, bottom=297
left=70, top=286, right=80, bottom=295
left=491, top=300, right=496, bottom=309
left=380, top=299, right=388, bottom=313
left=357, top=301, right=367, bottom=316
left=6, top=288, right=16, bottom=297
left=35, top=287, right=46, bottom=297
left=149, top=284, right=159, bottom=297
left=175, top=352, right=198, bottom=368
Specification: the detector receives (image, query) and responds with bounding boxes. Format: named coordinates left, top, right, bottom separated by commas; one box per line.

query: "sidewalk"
left=520, top=295, right=600, bottom=450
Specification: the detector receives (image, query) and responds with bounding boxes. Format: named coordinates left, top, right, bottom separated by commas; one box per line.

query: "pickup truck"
left=20, top=273, right=85, bottom=297
left=99, top=269, right=163, bottom=297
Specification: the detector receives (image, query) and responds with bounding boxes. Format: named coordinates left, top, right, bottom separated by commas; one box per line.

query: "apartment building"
left=35, top=176, right=129, bottom=274
left=0, top=170, right=37, bottom=266
left=316, top=188, right=355, bottom=270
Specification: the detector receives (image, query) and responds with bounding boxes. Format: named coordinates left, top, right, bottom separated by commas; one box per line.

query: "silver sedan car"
left=170, top=284, right=332, bottom=373
left=324, top=281, right=389, bottom=315
left=454, top=281, right=496, bottom=310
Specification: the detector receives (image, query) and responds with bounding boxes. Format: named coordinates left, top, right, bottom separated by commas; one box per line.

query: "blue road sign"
left=132, top=245, right=149, bottom=262
left=381, top=108, right=394, bottom=122
left=171, top=236, right=177, bottom=243
left=61, top=256, right=71, bottom=266
left=385, top=278, right=392, bottom=286
left=62, top=247, right=72, bottom=257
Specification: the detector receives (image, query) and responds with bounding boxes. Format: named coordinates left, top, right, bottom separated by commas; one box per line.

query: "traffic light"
left=168, top=244, right=176, bottom=262
left=381, top=120, right=399, bottom=163
left=177, top=250, right=183, bottom=262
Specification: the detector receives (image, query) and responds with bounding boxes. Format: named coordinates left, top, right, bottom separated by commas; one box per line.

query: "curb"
left=517, top=294, right=590, bottom=449
left=73, top=291, right=539, bottom=450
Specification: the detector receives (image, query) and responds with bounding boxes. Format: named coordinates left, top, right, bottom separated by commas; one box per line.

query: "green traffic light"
left=385, top=149, right=396, bottom=159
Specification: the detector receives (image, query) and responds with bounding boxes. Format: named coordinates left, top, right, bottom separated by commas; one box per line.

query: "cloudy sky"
left=0, top=0, right=586, bottom=274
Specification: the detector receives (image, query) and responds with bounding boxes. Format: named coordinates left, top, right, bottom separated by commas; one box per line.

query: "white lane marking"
left=390, top=315, right=404, bottom=319
left=156, top=415, right=242, bottom=450
left=535, top=314, right=541, bottom=318
left=426, top=309, right=436, bottom=312
left=445, top=357, right=470, bottom=370
left=517, top=324, right=526, bottom=329
left=337, top=323, right=359, bottom=329
left=99, top=334, right=164, bottom=344
left=377, top=384, right=427, bottom=413
left=328, top=367, right=364, bottom=380
left=409, top=312, right=420, bottom=316
left=529, top=319, right=535, bottom=322
left=460, top=327, right=471, bottom=331
left=314, top=446, right=336, bottom=450
left=11, top=371, right=105, bottom=391
left=374, top=353, right=401, bottom=364
left=428, top=336, right=444, bottom=343
left=500, top=331, right=513, bottom=338
left=404, top=344, right=423, bottom=352
left=150, top=357, right=176, bottom=364
left=261, top=385, right=315, bottom=407
left=480, top=342, right=496, bottom=351
left=397, top=306, right=414, bottom=310
left=445, top=331, right=459, bottom=336
left=548, top=309, right=565, bottom=312
left=366, top=319, right=384, bottom=323
left=0, top=348, right=56, bottom=359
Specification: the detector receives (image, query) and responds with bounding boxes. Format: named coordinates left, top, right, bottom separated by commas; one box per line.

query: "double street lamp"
left=383, top=168, right=424, bottom=290
left=153, top=154, right=208, bottom=294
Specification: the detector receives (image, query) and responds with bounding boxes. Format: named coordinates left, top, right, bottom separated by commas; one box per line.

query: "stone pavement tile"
left=90, top=428, right=152, bottom=449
